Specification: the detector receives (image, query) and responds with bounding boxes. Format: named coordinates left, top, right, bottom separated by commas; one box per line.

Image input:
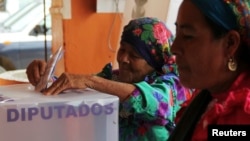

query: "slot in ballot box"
left=0, top=84, right=119, bottom=141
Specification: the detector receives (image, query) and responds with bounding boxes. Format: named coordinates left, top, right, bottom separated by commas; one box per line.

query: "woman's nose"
left=170, top=38, right=181, bottom=56
left=118, top=53, right=130, bottom=63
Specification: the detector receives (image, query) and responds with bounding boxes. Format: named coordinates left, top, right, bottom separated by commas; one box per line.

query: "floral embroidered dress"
left=97, top=17, right=193, bottom=140
left=97, top=63, right=192, bottom=141
left=175, top=71, right=250, bottom=141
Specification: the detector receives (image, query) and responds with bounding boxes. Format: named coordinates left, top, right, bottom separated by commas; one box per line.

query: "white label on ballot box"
left=0, top=84, right=119, bottom=141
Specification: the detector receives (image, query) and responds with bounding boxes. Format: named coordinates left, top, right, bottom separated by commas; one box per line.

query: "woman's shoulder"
left=223, top=87, right=250, bottom=114
left=207, top=71, right=250, bottom=123
left=202, top=88, right=250, bottom=125
left=223, top=71, right=250, bottom=108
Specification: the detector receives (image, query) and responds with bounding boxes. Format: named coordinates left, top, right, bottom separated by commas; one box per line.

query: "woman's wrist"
left=82, top=74, right=96, bottom=89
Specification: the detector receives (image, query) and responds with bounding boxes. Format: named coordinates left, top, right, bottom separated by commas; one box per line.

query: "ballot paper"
left=0, top=84, right=119, bottom=141
left=35, top=46, right=64, bottom=92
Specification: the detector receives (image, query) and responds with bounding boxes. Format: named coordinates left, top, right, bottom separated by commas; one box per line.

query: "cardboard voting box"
left=0, top=84, right=119, bottom=141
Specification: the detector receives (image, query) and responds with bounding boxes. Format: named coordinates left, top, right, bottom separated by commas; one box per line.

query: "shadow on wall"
left=131, top=0, right=148, bottom=18
left=123, top=0, right=182, bottom=35
left=123, top=0, right=170, bottom=27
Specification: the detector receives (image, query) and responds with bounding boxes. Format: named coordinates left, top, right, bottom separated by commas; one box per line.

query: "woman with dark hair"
left=168, top=0, right=250, bottom=140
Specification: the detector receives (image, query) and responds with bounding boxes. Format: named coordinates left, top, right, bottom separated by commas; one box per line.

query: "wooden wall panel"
left=62, top=0, right=122, bottom=74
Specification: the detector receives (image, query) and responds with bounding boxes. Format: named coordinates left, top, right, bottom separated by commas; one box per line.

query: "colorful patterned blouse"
left=97, top=63, right=192, bottom=141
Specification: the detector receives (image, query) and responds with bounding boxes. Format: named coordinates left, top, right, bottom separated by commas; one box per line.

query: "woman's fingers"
left=26, top=60, right=47, bottom=86
left=42, top=73, right=88, bottom=95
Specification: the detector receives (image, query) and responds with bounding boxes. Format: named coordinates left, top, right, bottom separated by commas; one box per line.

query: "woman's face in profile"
left=116, top=41, right=154, bottom=83
left=171, top=0, right=228, bottom=91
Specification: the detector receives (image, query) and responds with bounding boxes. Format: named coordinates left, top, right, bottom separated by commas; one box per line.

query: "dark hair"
left=205, top=15, right=250, bottom=67
left=237, top=40, right=250, bottom=66
left=204, top=16, right=228, bottom=39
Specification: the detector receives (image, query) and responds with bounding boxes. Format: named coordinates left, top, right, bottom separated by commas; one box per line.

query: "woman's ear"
left=225, top=30, right=241, bottom=56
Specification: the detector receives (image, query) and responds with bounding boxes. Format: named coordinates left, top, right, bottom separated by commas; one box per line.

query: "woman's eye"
left=130, top=53, right=142, bottom=59
left=180, top=35, right=194, bottom=40
left=130, top=54, right=138, bottom=58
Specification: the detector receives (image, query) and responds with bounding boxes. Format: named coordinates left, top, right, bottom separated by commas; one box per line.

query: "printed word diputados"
left=7, top=103, right=114, bottom=122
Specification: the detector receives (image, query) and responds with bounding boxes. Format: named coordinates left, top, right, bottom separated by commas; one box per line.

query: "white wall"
left=122, top=0, right=170, bottom=26
left=122, top=0, right=182, bottom=35
left=165, top=0, right=182, bottom=35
